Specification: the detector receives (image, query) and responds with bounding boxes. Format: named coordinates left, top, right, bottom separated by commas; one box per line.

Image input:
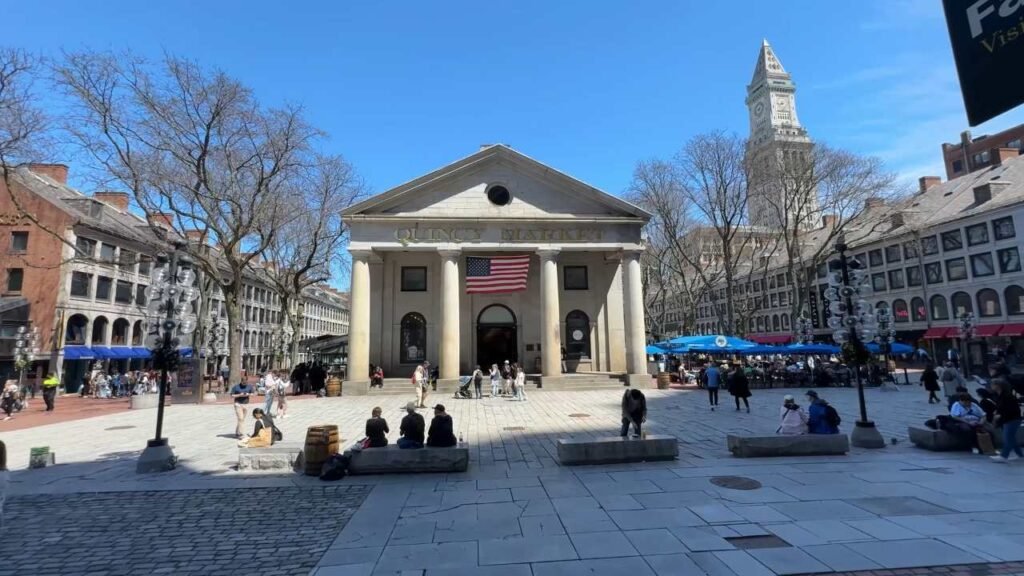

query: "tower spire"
left=751, top=38, right=787, bottom=84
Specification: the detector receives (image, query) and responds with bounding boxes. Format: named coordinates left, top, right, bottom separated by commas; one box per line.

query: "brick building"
left=942, top=125, right=1024, bottom=180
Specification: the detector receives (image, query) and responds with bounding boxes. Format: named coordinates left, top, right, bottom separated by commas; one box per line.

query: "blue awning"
left=90, top=346, right=118, bottom=359
left=63, top=345, right=95, bottom=360
left=130, top=347, right=152, bottom=359
left=107, top=346, right=136, bottom=359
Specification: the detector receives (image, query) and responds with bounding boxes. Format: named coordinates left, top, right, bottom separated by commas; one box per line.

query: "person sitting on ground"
left=805, top=390, right=840, bottom=434
left=238, top=408, right=282, bottom=448
left=397, top=402, right=425, bottom=449
left=427, top=404, right=457, bottom=447
left=620, top=388, right=647, bottom=438
left=778, top=394, right=808, bottom=435
left=365, top=406, right=390, bottom=448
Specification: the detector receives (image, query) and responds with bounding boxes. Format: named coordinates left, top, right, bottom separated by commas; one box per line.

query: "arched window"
left=892, top=299, right=909, bottom=323
left=781, top=315, right=790, bottom=330
left=66, top=314, right=88, bottom=345
left=91, top=316, right=108, bottom=345
left=771, top=315, right=780, bottom=331
left=112, top=318, right=130, bottom=345
left=977, top=288, right=1001, bottom=317
left=952, top=291, right=973, bottom=317
left=748, top=318, right=755, bottom=332
left=243, top=332, right=250, bottom=348
left=756, top=317, right=764, bottom=331
left=1007, top=285, right=1024, bottom=316
left=931, top=295, right=949, bottom=320
left=478, top=304, right=515, bottom=325
left=565, top=310, right=591, bottom=359
left=400, top=312, right=427, bottom=364
left=876, top=301, right=889, bottom=311
left=911, top=297, right=927, bottom=322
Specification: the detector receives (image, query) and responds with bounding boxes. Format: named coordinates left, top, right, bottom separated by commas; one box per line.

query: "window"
left=9, top=231, right=28, bottom=252
left=70, top=272, right=92, bottom=298
left=854, top=253, right=867, bottom=267
left=994, top=216, right=1016, bottom=240
left=868, top=250, right=883, bottom=267
left=770, top=293, right=778, bottom=307
left=138, top=255, right=152, bottom=276
left=911, top=297, right=927, bottom=322
left=563, top=266, right=588, bottom=290
left=941, top=230, right=963, bottom=251
left=920, top=236, right=939, bottom=256
left=76, top=236, right=96, bottom=258
left=973, top=150, right=990, bottom=165
left=888, top=269, right=905, bottom=290
left=892, top=299, right=909, bottom=323
left=977, top=288, right=1001, bottom=317
left=565, top=310, right=591, bottom=358
left=115, top=280, right=133, bottom=304
left=5, top=268, right=23, bottom=292
left=99, top=243, right=116, bottom=263
left=1007, top=286, right=1024, bottom=316
left=946, top=257, right=968, bottom=281
left=970, top=253, right=995, bottom=277
left=769, top=276, right=776, bottom=289
left=952, top=291, right=973, bottom=316
left=816, top=264, right=826, bottom=279
left=399, top=312, right=427, bottom=364
left=906, top=266, right=922, bottom=287
left=903, top=242, right=918, bottom=259
left=966, top=223, right=989, bottom=246
left=925, top=262, right=943, bottom=284
left=96, top=276, right=113, bottom=300
left=871, top=272, right=886, bottom=292
left=486, top=185, right=512, bottom=206
left=136, top=284, right=147, bottom=306
left=401, top=267, right=427, bottom=292
left=999, top=247, right=1021, bottom=273
left=118, top=250, right=136, bottom=271
left=952, top=159, right=964, bottom=173
left=885, top=245, right=902, bottom=263
left=931, top=295, right=949, bottom=320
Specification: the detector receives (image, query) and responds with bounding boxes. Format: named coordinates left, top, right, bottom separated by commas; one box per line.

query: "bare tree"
left=262, top=153, right=364, bottom=368
left=54, top=51, right=321, bottom=385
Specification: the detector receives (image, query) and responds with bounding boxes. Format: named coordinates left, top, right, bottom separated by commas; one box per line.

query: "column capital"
left=536, top=248, right=561, bottom=262
left=437, top=247, right=462, bottom=260
left=349, top=248, right=373, bottom=262
left=621, top=249, right=644, bottom=261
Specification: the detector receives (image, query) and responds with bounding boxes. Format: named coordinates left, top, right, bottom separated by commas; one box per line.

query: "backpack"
left=319, top=453, right=350, bottom=481
left=824, top=404, right=841, bottom=428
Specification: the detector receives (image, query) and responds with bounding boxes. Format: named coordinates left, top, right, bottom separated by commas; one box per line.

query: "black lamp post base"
left=850, top=420, right=886, bottom=449
left=137, top=438, right=177, bottom=473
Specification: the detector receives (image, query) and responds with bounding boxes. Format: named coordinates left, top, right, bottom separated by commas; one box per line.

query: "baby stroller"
left=453, top=376, right=473, bottom=399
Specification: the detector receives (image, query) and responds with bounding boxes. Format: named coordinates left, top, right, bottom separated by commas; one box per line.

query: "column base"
left=343, top=380, right=370, bottom=396
left=202, top=392, right=219, bottom=403
left=624, top=373, right=650, bottom=388
left=850, top=420, right=886, bottom=449
left=136, top=439, right=177, bottom=473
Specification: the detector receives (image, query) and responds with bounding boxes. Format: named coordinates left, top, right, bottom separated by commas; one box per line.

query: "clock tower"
left=745, top=40, right=815, bottom=228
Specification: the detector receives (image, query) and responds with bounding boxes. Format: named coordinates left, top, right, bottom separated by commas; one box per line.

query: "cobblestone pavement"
left=0, top=485, right=370, bottom=576
left=798, top=562, right=1024, bottom=575
left=4, top=384, right=1024, bottom=575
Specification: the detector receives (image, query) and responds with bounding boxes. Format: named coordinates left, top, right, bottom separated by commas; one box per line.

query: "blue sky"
left=9, top=1, right=1024, bottom=210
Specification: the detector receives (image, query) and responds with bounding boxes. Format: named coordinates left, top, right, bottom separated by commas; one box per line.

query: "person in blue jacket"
left=805, top=390, right=840, bottom=434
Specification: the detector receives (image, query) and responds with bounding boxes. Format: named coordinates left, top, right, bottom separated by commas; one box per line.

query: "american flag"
left=466, top=255, right=530, bottom=294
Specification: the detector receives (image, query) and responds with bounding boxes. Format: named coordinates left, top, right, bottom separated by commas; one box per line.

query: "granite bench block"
left=908, top=425, right=1024, bottom=451
left=556, top=435, right=678, bottom=465
left=726, top=434, right=849, bottom=458
left=237, top=443, right=303, bottom=471
left=346, top=445, right=469, bottom=475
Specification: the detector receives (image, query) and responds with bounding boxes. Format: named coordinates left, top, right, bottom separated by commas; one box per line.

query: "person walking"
left=501, top=360, right=512, bottom=396
left=728, top=364, right=751, bottom=413
left=41, top=372, right=59, bottom=412
left=2, top=380, right=19, bottom=420
left=414, top=362, right=429, bottom=408
left=230, top=379, right=255, bottom=438
left=262, top=371, right=277, bottom=415
left=941, top=361, right=965, bottom=409
left=489, top=364, right=500, bottom=398
left=274, top=374, right=289, bottom=419
left=471, top=365, right=484, bottom=399
left=991, top=378, right=1023, bottom=463
left=513, top=363, right=528, bottom=401
left=704, top=363, right=721, bottom=411
left=921, top=362, right=940, bottom=404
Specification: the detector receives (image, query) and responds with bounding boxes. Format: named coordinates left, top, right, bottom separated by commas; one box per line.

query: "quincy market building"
left=341, top=145, right=651, bottom=392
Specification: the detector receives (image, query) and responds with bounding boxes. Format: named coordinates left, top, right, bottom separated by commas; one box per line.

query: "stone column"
left=538, top=249, right=562, bottom=377
left=347, top=249, right=371, bottom=385
left=438, top=249, right=461, bottom=380
left=623, top=250, right=647, bottom=379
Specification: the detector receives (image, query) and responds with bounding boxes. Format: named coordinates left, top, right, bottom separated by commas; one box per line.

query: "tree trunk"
left=225, top=286, right=243, bottom=385
left=290, top=308, right=303, bottom=369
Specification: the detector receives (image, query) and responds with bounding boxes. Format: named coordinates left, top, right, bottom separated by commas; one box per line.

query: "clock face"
left=754, top=102, right=765, bottom=117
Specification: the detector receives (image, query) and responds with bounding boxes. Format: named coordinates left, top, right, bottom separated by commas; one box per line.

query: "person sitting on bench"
left=398, top=402, right=425, bottom=449
left=427, top=404, right=457, bottom=447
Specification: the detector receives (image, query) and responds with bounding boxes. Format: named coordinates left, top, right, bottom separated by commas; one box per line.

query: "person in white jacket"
left=513, top=363, right=528, bottom=402
left=778, top=394, right=808, bottom=435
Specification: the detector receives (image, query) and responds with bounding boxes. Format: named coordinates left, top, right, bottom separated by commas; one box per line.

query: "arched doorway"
left=476, top=304, right=517, bottom=371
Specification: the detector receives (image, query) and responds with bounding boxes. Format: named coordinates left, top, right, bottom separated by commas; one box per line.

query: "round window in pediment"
left=486, top=185, right=511, bottom=206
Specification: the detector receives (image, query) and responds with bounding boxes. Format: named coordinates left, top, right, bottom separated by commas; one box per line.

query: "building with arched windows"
left=342, top=144, right=651, bottom=392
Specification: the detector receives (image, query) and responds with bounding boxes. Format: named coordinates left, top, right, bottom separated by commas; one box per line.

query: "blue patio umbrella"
left=646, top=344, right=670, bottom=355
left=866, top=342, right=914, bottom=355
left=662, top=335, right=758, bottom=354
left=735, top=345, right=785, bottom=355
left=782, top=343, right=841, bottom=355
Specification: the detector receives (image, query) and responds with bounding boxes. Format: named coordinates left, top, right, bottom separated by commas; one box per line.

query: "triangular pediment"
left=343, top=145, right=650, bottom=221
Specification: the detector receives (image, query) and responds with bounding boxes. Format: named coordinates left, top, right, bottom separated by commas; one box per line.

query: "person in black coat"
left=920, top=363, right=940, bottom=404
left=426, top=404, right=457, bottom=447
left=991, top=378, right=1023, bottom=462
left=620, top=389, right=647, bottom=437
left=728, top=365, right=751, bottom=413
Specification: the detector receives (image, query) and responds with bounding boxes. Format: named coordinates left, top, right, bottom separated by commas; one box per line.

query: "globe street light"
left=823, top=235, right=886, bottom=449
left=14, top=325, right=39, bottom=401
left=204, top=319, right=227, bottom=399
left=958, top=312, right=976, bottom=378
left=794, top=310, right=814, bottom=345
left=137, top=247, right=198, bottom=473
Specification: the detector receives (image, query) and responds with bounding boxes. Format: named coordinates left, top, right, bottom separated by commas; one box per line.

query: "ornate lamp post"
left=14, top=325, right=39, bottom=400
left=272, top=328, right=293, bottom=371
left=958, top=312, right=976, bottom=378
left=204, top=319, right=226, bottom=400
left=137, top=247, right=198, bottom=473
left=874, top=306, right=897, bottom=382
left=823, top=235, right=886, bottom=449
left=794, top=310, right=814, bottom=345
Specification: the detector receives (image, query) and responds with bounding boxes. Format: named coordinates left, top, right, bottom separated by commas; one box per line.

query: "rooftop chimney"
left=990, top=147, right=1019, bottom=166
left=973, top=180, right=1011, bottom=205
left=864, top=197, right=885, bottom=210
left=821, top=214, right=838, bottom=229
left=890, top=212, right=905, bottom=229
left=93, top=191, right=130, bottom=212
left=25, top=163, right=69, bottom=185
left=148, top=212, right=175, bottom=230
left=918, top=176, right=942, bottom=194
left=184, top=229, right=206, bottom=243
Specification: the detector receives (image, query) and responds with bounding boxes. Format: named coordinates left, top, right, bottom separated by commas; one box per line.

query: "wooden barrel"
left=656, top=372, right=671, bottom=390
left=0, top=439, right=6, bottom=471
left=303, top=425, right=340, bottom=476
left=326, top=377, right=342, bottom=397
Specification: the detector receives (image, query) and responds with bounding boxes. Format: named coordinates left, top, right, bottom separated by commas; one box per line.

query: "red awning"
left=976, top=324, right=1003, bottom=337
left=923, top=327, right=954, bottom=339
left=1000, top=323, right=1024, bottom=337
left=749, top=334, right=791, bottom=344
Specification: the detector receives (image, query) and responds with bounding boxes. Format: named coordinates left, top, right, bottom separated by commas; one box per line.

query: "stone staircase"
left=530, top=373, right=629, bottom=391
left=364, top=378, right=461, bottom=396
